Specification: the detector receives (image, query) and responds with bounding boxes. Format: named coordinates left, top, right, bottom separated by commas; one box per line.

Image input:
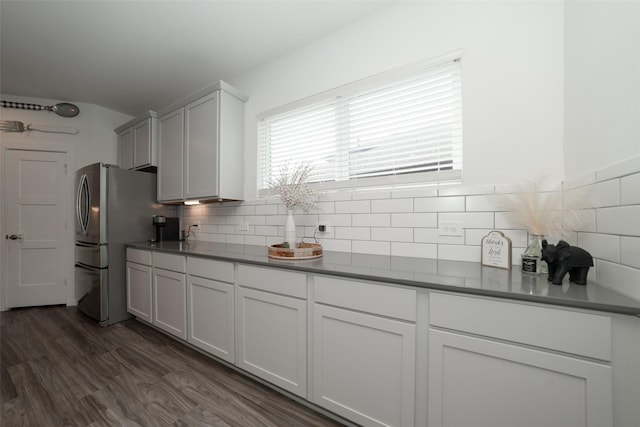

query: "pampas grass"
left=495, top=180, right=592, bottom=240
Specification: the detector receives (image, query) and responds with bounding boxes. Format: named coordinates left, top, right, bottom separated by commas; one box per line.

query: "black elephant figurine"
left=541, top=240, right=593, bottom=285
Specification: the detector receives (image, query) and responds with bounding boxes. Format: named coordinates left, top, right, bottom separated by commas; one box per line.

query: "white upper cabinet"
left=115, top=111, right=158, bottom=170
left=157, top=81, right=247, bottom=203
left=158, top=108, right=185, bottom=202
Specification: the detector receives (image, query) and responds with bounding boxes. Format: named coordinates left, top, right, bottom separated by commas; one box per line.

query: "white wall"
left=230, top=0, right=565, bottom=200
left=564, top=1, right=640, bottom=177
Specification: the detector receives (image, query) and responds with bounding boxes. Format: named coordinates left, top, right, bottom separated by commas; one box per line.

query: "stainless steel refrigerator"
left=75, top=163, right=172, bottom=326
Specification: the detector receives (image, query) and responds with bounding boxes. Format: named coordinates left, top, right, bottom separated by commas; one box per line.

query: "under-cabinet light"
left=184, top=200, right=201, bottom=205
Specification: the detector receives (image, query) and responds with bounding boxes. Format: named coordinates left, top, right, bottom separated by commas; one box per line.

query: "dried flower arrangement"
left=269, top=162, right=318, bottom=212
left=495, top=180, right=592, bottom=240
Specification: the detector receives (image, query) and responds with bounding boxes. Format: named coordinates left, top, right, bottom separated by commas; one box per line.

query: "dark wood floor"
left=1, top=305, right=345, bottom=427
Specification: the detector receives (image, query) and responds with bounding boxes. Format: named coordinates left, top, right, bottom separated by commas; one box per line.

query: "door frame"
left=0, top=139, right=76, bottom=311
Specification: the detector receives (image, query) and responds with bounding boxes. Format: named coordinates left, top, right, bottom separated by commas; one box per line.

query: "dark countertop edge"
left=127, top=242, right=640, bottom=317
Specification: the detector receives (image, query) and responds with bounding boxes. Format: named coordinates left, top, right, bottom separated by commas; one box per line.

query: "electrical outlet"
left=238, top=221, right=249, bottom=232
left=439, top=221, right=463, bottom=236
left=318, top=223, right=330, bottom=233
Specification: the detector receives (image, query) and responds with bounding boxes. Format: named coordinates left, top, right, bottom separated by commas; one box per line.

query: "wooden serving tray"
left=268, top=243, right=323, bottom=260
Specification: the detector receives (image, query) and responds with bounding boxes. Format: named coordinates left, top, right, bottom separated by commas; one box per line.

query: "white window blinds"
left=258, top=57, right=462, bottom=193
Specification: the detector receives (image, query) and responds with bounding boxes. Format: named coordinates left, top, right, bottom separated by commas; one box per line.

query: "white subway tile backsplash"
left=254, top=225, right=279, bottom=236
left=321, top=191, right=352, bottom=202
left=577, top=232, right=620, bottom=263
left=352, top=213, right=390, bottom=227
left=415, top=196, right=465, bottom=212
left=335, top=227, right=371, bottom=241
left=371, top=228, right=413, bottom=242
left=465, top=194, right=499, bottom=212
left=319, top=238, right=352, bottom=252
left=438, top=212, right=494, bottom=229
left=596, top=155, right=640, bottom=182
left=597, top=206, right=640, bottom=236
left=621, top=172, right=640, bottom=205
left=316, top=201, right=335, bottom=214
left=391, top=242, right=438, bottom=258
left=391, top=213, right=437, bottom=228
left=335, top=200, right=371, bottom=214
left=596, top=259, right=640, bottom=301
left=352, top=240, right=390, bottom=256
left=180, top=156, right=640, bottom=300
left=352, top=191, right=390, bottom=200
left=244, top=235, right=266, bottom=246
left=414, top=228, right=464, bottom=245
left=392, top=187, right=438, bottom=199
left=246, top=215, right=266, bottom=226
left=621, top=236, right=640, bottom=269
left=217, top=224, right=235, bottom=234
left=372, top=198, right=413, bottom=213
left=292, top=214, right=319, bottom=226
left=593, top=179, right=620, bottom=208
left=255, top=204, right=279, bottom=215
left=318, top=213, right=352, bottom=227
left=438, top=184, right=495, bottom=196
left=226, top=234, right=245, bottom=245
left=438, top=244, right=481, bottom=263
left=563, top=172, right=596, bottom=190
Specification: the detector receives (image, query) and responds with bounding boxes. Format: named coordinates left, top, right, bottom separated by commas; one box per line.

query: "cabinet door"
left=126, top=261, right=152, bottom=323
left=158, top=108, right=184, bottom=201
left=133, top=118, right=152, bottom=168
left=153, top=267, right=187, bottom=339
left=428, top=329, right=612, bottom=427
left=184, top=91, right=219, bottom=199
left=312, top=304, right=416, bottom=427
left=236, top=286, right=307, bottom=397
left=118, top=127, right=134, bottom=170
left=187, top=274, right=234, bottom=363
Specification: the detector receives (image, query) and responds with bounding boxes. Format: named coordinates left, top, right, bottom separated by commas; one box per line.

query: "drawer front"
left=237, top=264, right=307, bottom=299
left=314, top=275, right=416, bottom=322
left=429, top=292, right=611, bottom=361
left=152, top=252, right=186, bottom=273
left=187, top=257, right=234, bottom=283
left=126, top=248, right=152, bottom=266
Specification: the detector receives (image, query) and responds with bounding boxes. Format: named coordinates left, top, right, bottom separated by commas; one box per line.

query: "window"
left=258, top=54, right=462, bottom=193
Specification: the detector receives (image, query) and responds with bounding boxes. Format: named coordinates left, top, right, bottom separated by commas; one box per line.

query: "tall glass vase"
left=284, top=209, right=297, bottom=246
left=522, top=234, right=547, bottom=274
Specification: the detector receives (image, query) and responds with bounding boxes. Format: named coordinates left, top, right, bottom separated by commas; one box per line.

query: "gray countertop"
left=128, top=240, right=640, bottom=317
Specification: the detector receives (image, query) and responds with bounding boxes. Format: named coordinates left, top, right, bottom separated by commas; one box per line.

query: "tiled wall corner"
left=575, top=158, right=640, bottom=301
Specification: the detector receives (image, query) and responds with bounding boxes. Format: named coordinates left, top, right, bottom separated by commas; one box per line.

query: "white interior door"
left=5, top=149, right=68, bottom=308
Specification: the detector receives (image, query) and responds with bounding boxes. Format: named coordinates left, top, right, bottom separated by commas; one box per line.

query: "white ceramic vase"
left=284, top=209, right=296, bottom=246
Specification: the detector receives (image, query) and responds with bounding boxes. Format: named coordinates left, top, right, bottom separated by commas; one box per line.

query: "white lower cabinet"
left=427, top=292, right=613, bottom=427
left=312, top=275, right=417, bottom=427
left=126, top=249, right=153, bottom=323
left=152, top=253, right=187, bottom=340
left=123, top=250, right=632, bottom=427
left=235, top=265, right=308, bottom=397
left=187, top=257, right=235, bottom=363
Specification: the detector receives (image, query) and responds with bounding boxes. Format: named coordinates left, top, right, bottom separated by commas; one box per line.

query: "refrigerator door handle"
left=76, top=173, right=90, bottom=235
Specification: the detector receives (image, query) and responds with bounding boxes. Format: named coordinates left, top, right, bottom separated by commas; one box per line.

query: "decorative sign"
left=481, top=231, right=512, bottom=270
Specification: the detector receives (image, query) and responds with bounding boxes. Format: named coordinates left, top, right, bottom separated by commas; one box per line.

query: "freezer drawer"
left=76, top=263, right=109, bottom=323
left=75, top=242, right=108, bottom=268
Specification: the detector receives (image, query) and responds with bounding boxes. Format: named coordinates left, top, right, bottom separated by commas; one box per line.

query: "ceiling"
left=0, top=0, right=391, bottom=116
